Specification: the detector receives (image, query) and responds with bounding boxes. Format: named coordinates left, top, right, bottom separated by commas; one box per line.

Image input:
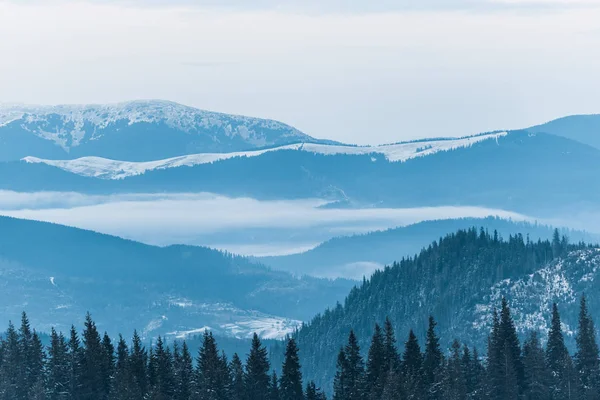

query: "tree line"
left=0, top=295, right=598, bottom=399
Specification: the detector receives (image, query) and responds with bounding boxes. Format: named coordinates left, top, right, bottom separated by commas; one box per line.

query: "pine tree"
left=47, top=328, right=70, bottom=400
left=483, top=299, right=522, bottom=399
left=575, top=295, right=600, bottom=399
left=245, top=333, right=270, bottom=400
left=101, top=332, right=115, bottom=399
left=174, top=341, right=193, bottom=400
left=269, top=371, right=280, bottom=400
left=498, top=298, right=524, bottom=394
left=129, top=330, right=148, bottom=399
left=423, top=316, right=444, bottom=399
left=365, top=324, right=386, bottom=399
left=229, top=353, right=246, bottom=400
left=344, top=330, right=365, bottom=400
left=81, top=313, right=105, bottom=400
left=68, top=325, right=83, bottom=399
left=546, top=303, right=570, bottom=396
left=151, top=336, right=175, bottom=399
left=0, top=321, right=21, bottom=400
left=402, top=329, right=425, bottom=400
left=197, top=331, right=228, bottom=400
left=522, top=331, right=550, bottom=400
left=16, top=312, right=45, bottom=399
left=113, top=335, right=131, bottom=400
left=486, top=309, right=502, bottom=400
left=280, top=338, right=303, bottom=400
left=333, top=348, right=348, bottom=400
left=383, top=317, right=399, bottom=374
left=28, top=330, right=46, bottom=398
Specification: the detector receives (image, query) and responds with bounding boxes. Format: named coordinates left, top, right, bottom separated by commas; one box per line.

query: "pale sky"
left=1, top=0, right=600, bottom=144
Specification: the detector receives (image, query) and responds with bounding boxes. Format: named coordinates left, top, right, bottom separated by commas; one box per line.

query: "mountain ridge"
left=0, top=100, right=333, bottom=161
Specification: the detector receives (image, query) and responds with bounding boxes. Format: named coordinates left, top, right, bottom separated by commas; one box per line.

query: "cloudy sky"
left=1, top=0, right=600, bottom=144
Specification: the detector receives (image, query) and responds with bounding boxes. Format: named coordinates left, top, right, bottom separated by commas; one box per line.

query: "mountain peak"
left=0, top=100, right=321, bottom=161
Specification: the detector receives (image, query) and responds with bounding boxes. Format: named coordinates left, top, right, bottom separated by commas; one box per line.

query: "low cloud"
left=0, top=191, right=531, bottom=254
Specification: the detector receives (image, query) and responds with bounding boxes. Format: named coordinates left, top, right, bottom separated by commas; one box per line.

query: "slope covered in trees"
left=289, top=228, right=598, bottom=390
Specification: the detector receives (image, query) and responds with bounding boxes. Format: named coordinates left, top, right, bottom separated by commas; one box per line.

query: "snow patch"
left=23, top=131, right=508, bottom=180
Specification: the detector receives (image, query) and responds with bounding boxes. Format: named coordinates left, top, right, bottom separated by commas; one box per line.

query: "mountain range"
left=2, top=129, right=600, bottom=217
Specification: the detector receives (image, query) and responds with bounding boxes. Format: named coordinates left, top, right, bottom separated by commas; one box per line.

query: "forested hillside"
left=289, top=228, right=599, bottom=390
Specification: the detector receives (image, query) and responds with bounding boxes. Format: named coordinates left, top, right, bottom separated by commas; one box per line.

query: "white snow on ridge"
left=22, top=131, right=508, bottom=180
left=0, top=100, right=311, bottom=150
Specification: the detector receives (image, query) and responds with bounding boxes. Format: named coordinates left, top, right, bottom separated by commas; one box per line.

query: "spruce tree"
left=1, top=321, right=21, bottom=400
left=47, top=328, right=70, bottom=400
left=365, top=324, right=386, bottom=399
left=280, top=338, right=304, bottom=400
left=383, top=317, right=399, bottom=373
left=129, top=330, right=148, bottom=399
left=81, top=313, right=105, bottom=400
left=423, top=316, right=444, bottom=399
left=229, top=353, right=246, bottom=400
left=486, top=308, right=502, bottom=400
left=402, top=329, right=425, bottom=400
left=29, top=330, right=46, bottom=398
left=522, top=331, right=550, bottom=400
left=344, top=330, right=365, bottom=400
left=174, top=341, right=194, bottom=400
left=269, top=371, right=281, bottom=400
left=498, top=298, right=524, bottom=393
left=152, top=336, right=175, bottom=399
left=197, top=331, right=229, bottom=400
left=113, top=335, right=131, bottom=400
left=575, top=295, right=600, bottom=399
left=101, top=332, right=115, bottom=399
left=333, top=348, right=348, bottom=400
left=245, top=333, right=270, bottom=400
left=68, top=325, right=83, bottom=399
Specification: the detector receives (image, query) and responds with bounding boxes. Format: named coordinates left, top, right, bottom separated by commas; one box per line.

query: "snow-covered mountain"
left=22, top=131, right=507, bottom=179
left=0, top=100, right=326, bottom=161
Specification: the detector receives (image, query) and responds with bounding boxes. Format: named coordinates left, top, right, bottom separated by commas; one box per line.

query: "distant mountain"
left=0, top=216, right=353, bottom=340
left=21, top=132, right=507, bottom=179
left=287, top=228, right=600, bottom=391
left=526, top=114, right=600, bottom=150
left=0, top=100, right=331, bottom=161
left=4, top=130, right=600, bottom=216
left=260, top=217, right=600, bottom=279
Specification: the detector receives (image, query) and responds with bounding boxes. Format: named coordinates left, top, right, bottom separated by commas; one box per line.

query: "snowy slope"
left=472, top=249, right=600, bottom=338
left=23, top=131, right=508, bottom=179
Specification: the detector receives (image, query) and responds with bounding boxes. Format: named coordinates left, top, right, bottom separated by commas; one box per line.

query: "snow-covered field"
left=23, top=131, right=508, bottom=179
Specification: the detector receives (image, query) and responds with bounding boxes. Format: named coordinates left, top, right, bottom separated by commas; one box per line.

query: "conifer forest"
left=1, top=296, right=599, bottom=400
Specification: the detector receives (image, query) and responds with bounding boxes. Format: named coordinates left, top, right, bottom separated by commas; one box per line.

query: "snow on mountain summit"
left=0, top=100, right=320, bottom=160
